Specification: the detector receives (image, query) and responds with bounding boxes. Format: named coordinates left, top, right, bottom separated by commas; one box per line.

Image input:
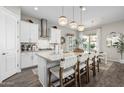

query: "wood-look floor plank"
left=0, top=62, right=124, bottom=87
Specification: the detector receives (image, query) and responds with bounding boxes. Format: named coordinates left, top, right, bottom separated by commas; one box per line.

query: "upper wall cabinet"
left=49, top=28, right=61, bottom=44
left=20, top=21, right=38, bottom=43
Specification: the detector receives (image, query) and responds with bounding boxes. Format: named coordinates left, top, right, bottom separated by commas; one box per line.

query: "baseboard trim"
left=107, top=59, right=120, bottom=63
left=21, top=65, right=37, bottom=71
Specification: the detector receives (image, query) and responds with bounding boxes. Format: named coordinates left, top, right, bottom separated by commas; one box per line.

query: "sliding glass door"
left=82, top=34, right=97, bottom=53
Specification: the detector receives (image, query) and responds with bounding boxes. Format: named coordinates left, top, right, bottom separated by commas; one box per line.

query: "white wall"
left=101, top=21, right=124, bottom=62
left=79, top=20, right=124, bottom=62
left=4, top=6, right=21, bottom=19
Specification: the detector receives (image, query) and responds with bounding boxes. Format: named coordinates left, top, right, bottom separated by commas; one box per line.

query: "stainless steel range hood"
left=41, top=19, right=48, bottom=38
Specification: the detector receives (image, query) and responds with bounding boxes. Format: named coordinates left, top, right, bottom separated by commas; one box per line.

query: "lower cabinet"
left=21, top=52, right=38, bottom=69
left=32, top=52, right=38, bottom=66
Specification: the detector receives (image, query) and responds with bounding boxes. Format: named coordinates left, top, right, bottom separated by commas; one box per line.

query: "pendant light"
left=58, top=6, right=68, bottom=26
left=69, top=6, right=78, bottom=30
left=78, top=6, right=85, bottom=31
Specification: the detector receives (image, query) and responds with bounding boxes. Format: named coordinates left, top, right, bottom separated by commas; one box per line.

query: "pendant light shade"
left=58, top=16, right=68, bottom=26
left=58, top=7, right=68, bottom=26
left=69, top=21, right=78, bottom=29
left=78, top=25, right=85, bottom=31
left=78, top=6, right=85, bottom=31
left=69, top=6, right=77, bottom=30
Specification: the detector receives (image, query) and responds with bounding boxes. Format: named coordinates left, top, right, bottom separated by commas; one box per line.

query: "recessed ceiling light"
left=34, top=7, right=38, bottom=11
left=82, top=7, right=86, bottom=11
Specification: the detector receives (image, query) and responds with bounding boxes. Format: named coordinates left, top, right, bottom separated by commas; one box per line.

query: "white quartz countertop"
left=36, top=50, right=82, bottom=62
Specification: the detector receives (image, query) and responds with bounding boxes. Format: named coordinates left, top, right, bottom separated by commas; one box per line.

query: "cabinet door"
left=20, top=21, right=30, bottom=42
left=0, top=11, right=6, bottom=50
left=21, top=53, right=33, bottom=69
left=30, top=24, right=38, bottom=42
left=32, top=52, right=38, bottom=66
left=38, top=57, right=47, bottom=86
left=50, top=28, right=61, bottom=43
left=56, top=29, right=61, bottom=43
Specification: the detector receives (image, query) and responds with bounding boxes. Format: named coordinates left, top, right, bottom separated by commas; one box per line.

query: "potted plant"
left=114, top=34, right=124, bottom=63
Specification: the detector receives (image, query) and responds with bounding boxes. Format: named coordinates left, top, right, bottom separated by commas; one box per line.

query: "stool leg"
left=93, top=58, right=96, bottom=77
left=75, top=72, right=77, bottom=87
left=78, top=73, right=81, bottom=86
left=60, top=68, right=64, bottom=87
left=97, top=59, right=100, bottom=72
left=48, top=69, right=52, bottom=87
left=84, top=65, right=88, bottom=84
left=74, top=65, right=77, bottom=87
left=77, top=62, right=81, bottom=87
left=60, top=77, right=63, bottom=87
left=86, top=59, right=90, bottom=83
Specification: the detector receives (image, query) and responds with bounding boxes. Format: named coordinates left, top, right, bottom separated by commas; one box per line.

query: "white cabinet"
left=20, top=21, right=30, bottom=42
left=30, top=23, right=38, bottom=42
left=38, top=57, right=47, bottom=86
left=65, top=36, right=75, bottom=52
left=21, top=53, right=32, bottom=69
left=21, top=52, right=38, bottom=69
left=0, top=7, right=19, bottom=82
left=50, top=28, right=61, bottom=43
left=20, top=21, right=38, bottom=43
left=32, top=52, right=38, bottom=66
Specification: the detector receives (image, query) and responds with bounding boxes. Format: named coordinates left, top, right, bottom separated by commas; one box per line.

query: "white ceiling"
left=21, top=6, right=124, bottom=28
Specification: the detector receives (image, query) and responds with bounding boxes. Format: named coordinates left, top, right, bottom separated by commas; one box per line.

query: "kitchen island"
left=36, top=51, right=81, bottom=87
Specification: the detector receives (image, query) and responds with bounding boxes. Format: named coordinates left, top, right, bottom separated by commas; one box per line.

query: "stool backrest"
left=78, top=53, right=89, bottom=63
left=89, top=53, right=95, bottom=60
left=60, top=55, right=77, bottom=69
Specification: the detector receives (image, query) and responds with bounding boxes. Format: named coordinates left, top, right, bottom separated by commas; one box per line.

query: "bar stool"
left=48, top=55, right=78, bottom=87
left=88, top=53, right=96, bottom=82
left=94, top=52, right=100, bottom=72
left=77, top=53, right=89, bottom=87
left=99, top=52, right=107, bottom=64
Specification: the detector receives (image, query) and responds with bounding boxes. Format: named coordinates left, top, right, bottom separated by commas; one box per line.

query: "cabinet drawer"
left=21, top=53, right=33, bottom=69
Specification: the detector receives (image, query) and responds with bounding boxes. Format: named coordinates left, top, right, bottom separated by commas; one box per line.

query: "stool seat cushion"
left=50, top=66, right=75, bottom=79
left=99, top=56, right=105, bottom=60
left=89, top=59, right=93, bottom=64
left=80, top=63, right=86, bottom=70
left=78, top=57, right=86, bottom=63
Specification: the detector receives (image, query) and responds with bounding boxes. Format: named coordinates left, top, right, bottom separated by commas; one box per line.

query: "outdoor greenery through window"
left=81, top=34, right=97, bottom=53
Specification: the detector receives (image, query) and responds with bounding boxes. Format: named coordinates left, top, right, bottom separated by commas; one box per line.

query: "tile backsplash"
left=38, top=39, right=50, bottom=49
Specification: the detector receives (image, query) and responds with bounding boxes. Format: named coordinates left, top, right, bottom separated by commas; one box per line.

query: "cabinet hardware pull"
left=2, top=53, right=6, bottom=55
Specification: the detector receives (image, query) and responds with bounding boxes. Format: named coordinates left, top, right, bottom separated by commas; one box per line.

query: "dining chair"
left=77, top=53, right=89, bottom=87
left=48, top=55, right=78, bottom=87
left=89, top=52, right=100, bottom=77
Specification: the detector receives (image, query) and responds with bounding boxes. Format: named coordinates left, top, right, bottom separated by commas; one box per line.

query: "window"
left=82, top=33, right=97, bottom=53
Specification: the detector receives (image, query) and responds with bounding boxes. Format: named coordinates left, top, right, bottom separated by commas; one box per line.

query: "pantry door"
left=0, top=8, right=18, bottom=82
